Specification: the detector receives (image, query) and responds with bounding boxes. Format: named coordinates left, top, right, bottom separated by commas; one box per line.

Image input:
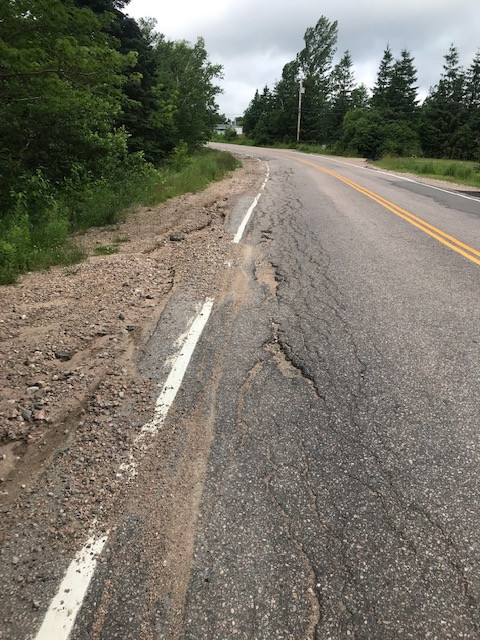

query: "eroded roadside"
left=0, top=155, right=265, bottom=638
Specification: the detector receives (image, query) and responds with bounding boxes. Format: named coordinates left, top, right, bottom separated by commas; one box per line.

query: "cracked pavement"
left=178, top=147, right=480, bottom=639
left=4, top=146, right=480, bottom=639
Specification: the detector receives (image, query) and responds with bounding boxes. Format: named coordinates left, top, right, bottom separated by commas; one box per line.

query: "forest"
left=0, top=0, right=225, bottom=283
left=242, top=17, right=480, bottom=162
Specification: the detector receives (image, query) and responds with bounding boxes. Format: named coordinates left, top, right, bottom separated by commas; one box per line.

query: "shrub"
left=224, top=127, right=238, bottom=141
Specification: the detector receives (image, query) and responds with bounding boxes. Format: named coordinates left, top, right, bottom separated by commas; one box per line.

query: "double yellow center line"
left=285, top=154, right=480, bottom=267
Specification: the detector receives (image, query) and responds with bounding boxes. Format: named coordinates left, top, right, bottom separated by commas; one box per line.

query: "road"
left=6, top=144, right=480, bottom=639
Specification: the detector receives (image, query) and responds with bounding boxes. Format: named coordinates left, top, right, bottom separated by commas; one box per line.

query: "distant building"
left=214, top=124, right=229, bottom=134
left=214, top=122, right=243, bottom=135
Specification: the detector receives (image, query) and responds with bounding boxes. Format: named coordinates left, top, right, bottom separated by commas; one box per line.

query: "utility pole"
left=296, top=77, right=305, bottom=142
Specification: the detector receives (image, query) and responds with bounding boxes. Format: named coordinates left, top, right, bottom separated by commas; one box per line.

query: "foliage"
left=373, top=156, right=480, bottom=188
left=224, top=127, right=238, bottom=141
left=419, top=45, right=467, bottom=158
left=340, top=109, right=385, bottom=159
left=154, top=148, right=240, bottom=203
left=94, top=244, right=119, bottom=255
left=242, top=19, right=479, bottom=163
left=243, top=16, right=339, bottom=145
left=0, top=0, right=224, bottom=284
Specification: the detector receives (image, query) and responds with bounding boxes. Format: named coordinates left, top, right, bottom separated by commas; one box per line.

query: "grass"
left=371, top=156, right=480, bottom=188
left=215, top=134, right=347, bottom=156
left=94, top=244, right=119, bottom=255
left=219, top=135, right=480, bottom=189
left=0, top=147, right=240, bottom=285
left=153, top=148, right=240, bottom=203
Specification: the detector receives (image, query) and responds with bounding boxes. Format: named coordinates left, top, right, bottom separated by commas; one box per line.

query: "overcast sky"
left=126, top=0, right=480, bottom=118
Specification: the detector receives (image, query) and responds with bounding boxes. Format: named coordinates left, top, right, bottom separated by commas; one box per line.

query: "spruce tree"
left=371, top=45, right=394, bottom=111
left=387, top=49, right=418, bottom=120
left=420, top=44, right=466, bottom=157
left=463, top=50, right=480, bottom=159
left=328, top=51, right=355, bottom=141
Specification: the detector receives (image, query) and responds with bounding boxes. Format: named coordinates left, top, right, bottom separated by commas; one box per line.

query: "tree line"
left=0, top=0, right=222, bottom=281
left=242, top=17, right=480, bottom=160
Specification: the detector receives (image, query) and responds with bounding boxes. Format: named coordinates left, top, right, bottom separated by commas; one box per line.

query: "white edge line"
left=138, top=297, right=214, bottom=439
left=282, top=149, right=480, bottom=203
left=233, top=162, right=270, bottom=243
left=34, top=535, right=108, bottom=640
left=34, top=298, right=215, bottom=640
left=368, top=168, right=480, bottom=203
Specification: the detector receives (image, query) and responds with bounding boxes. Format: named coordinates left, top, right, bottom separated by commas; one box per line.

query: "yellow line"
left=281, top=154, right=480, bottom=266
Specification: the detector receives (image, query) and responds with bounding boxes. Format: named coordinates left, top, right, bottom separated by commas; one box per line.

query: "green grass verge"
left=372, top=156, right=480, bottom=188
left=154, top=147, right=240, bottom=203
left=0, top=148, right=240, bottom=285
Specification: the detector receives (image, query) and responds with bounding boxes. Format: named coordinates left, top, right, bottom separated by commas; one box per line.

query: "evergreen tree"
left=296, top=16, right=338, bottom=142
left=243, top=90, right=262, bottom=137
left=72, top=1, right=177, bottom=163
left=420, top=44, right=466, bottom=157
left=298, top=17, right=338, bottom=79
left=328, top=50, right=355, bottom=140
left=386, top=49, right=418, bottom=120
left=351, top=84, right=370, bottom=110
left=371, top=45, right=394, bottom=111
left=270, top=60, right=300, bottom=141
left=462, top=49, right=480, bottom=159
left=466, top=49, right=480, bottom=109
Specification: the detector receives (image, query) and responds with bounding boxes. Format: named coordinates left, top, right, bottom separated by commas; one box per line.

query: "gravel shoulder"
left=0, top=155, right=265, bottom=638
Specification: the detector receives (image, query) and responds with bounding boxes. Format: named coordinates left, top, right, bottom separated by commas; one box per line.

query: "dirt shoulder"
left=0, top=156, right=262, bottom=495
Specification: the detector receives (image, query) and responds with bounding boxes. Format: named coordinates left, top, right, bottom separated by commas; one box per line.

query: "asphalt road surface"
left=21, top=145, right=480, bottom=638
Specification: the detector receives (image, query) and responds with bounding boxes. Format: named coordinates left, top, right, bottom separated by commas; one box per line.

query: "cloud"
left=126, top=0, right=480, bottom=115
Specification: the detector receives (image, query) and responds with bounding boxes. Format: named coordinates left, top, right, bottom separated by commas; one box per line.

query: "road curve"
left=14, top=143, right=480, bottom=640
left=173, top=143, right=480, bottom=639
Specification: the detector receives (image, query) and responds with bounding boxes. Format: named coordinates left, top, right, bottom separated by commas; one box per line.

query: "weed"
left=94, top=245, right=119, bottom=256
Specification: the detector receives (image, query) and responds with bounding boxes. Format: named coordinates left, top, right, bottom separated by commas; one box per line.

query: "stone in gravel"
left=21, top=409, right=33, bottom=422
left=118, top=312, right=125, bottom=320
left=169, top=233, right=185, bottom=242
left=54, top=350, right=72, bottom=361
left=34, top=409, right=46, bottom=421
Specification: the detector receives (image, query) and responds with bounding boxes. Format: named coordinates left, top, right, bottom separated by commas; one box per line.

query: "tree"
left=296, top=16, right=338, bottom=142
left=71, top=3, right=176, bottom=164
left=387, top=49, right=418, bottom=120
left=153, top=36, right=223, bottom=149
left=328, top=50, right=355, bottom=140
left=297, top=16, right=338, bottom=79
left=0, top=0, right=134, bottom=209
left=466, top=49, right=480, bottom=110
left=351, top=84, right=370, bottom=110
left=371, top=45, right=394, bottom=111
left=270, top=61, right=300, bottom=141
left=419, top=44, right=467, bottom=157
left=341, top=109, right=385, bottom=159
left=461, top=50, right=480, bottom=159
